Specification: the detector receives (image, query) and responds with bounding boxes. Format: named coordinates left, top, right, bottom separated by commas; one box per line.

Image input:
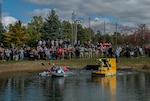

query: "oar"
left=41, top=62, right=52, bottom=73
left=41, top=62, right=51, bottom=67
left=41, top=63, right=45, bottom=66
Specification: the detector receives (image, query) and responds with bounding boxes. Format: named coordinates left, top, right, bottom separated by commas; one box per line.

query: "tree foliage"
left=0, top=23, right=6, bottom=43
left=133, top=24, right=150, bottom=47
left=26, top=16, right=43, bottom=46
left=1, top=10, right=150, bottom=48
left=61, top=21, right=72, bottom=40
left=77, top=24, right=86, bottom=43
left=94, top=30, right=102, bottom=43
left=41, top=9, right=61, bottom=40
left=2, top=21, right=28, bottom=46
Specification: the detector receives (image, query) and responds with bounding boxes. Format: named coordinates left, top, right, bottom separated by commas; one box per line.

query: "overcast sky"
left=2, top=0, right=150, bottom=34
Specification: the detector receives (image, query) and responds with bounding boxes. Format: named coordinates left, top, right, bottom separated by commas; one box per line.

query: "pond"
left=0, top=70, right=150, bottom=101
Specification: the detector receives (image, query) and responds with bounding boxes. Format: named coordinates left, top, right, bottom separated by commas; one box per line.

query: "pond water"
left=0, top=70, right=150, bottom=101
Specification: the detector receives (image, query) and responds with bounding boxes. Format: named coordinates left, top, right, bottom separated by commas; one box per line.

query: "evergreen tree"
left=41, top=9, right=61, bottom=40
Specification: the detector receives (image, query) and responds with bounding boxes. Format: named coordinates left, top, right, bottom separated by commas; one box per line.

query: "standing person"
left=0, top=46, right=3, bottom=60
left=44, top=47, right=50, bottom=60
left=0, top=45, right=4, bottom=61
left=126, top=45, right=130, bottom=57
left=57, top=46, right=62, bottom=59
left=29, top=48, right=35, bottom=61
left=98, top=59, right=104, bottom=70
left=14, top=48, right=19, bottom=61
left=38, top=40, right=42, bottom=46
left=19, top=48, right=24, bottom=61
left=115, top=49, right=120, bottom=63
left=106, top=59, right=111, bottom=70
left=5, top=48, right=11, bottom=61
left=108, top=46, right=113, bottom=57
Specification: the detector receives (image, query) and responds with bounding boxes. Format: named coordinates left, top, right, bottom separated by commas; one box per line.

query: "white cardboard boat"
left=51, top=71, right=66, bottom=77
left=39, top=71, right=67, bottom=77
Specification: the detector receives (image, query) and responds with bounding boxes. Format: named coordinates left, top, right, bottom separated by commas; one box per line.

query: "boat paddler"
left=50, top=63, right=57, bottom=71
left=106, top=59, right=111, bottom=70
left=98, top=59, right=104, bottom=70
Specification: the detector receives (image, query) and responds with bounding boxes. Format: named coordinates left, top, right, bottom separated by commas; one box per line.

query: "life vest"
left=47, top=68, right=51, bottom=72
left=62, top=66, right=67, bottom=71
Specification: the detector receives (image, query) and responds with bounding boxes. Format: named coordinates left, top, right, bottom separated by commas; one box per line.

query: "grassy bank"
left=0, top=57, right=150, bottom=74
left=117, top=57, right=150, bottom=70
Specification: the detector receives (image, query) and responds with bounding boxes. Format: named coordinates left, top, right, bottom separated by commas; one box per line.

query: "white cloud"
left=2, top=16, right=18, bottom=27
left=26, top=8, right=51, bottom=19
left=25, top=0, right=150, bottom=30
left=5, top=0, right=150, bottom=33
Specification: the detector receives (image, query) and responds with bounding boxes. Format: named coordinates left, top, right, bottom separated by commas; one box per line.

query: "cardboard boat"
left=92, top=58, right=116, bottom=76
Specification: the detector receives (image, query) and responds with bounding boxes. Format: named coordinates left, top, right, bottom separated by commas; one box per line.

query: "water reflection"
left=42, top=77, right=65, bottom=101
left=0, top=71, right=150, bottom=101
left=92, top=76, right=116, bottom=101
left=117, top=72, right=150, bottom=101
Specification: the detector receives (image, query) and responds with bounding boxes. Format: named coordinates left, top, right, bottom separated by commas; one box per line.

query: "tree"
left=89, top=28, right=95, bottom=42
left=61, top=21, right=72, bottom=39
left=41, top=9, right=61, bottom=40
left=2, top=20, right=28, bottom=46
left=104, top=33, right=113, bottom=43
left=112, top=32, right=123, bottom=46
left=26, top=16, right=43, bottom=46
left=77, top=24, right=87, bottom=44
left=95, top=30, right=103, bottom=43
left=0, top=23, right=5, bottom=43
left=76, top=23, right=94, bottom=44
left=133, top=24, right=150, bottom=47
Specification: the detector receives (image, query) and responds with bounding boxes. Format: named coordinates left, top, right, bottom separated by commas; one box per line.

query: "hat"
left=99, top=59, right=102, bottom=61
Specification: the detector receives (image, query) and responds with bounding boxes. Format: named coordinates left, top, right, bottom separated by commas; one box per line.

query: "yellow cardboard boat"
left=92, top=58, right=116, bottom=76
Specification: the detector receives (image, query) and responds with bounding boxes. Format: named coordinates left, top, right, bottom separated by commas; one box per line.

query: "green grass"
left=0, top=57, right=150, bottom=67
left=118, top=57, right=150, bottom=68
left=0, top=56, right=150, bottom=72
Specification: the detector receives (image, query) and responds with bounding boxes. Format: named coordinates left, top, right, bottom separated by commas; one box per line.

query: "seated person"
left=56, top=67, right=65, bottom=73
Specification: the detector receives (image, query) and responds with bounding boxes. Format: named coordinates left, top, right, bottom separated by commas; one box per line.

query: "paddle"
left=41, top=62, right=51, bottom=67
left=41, top=63, right=45, bottom=66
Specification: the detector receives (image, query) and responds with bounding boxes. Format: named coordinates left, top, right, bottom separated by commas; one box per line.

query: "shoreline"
left=0, top=62, right=139, bottom=75
left=0, top=60, right=85, bottom=74
left=0, top=57, right=150, bottom=75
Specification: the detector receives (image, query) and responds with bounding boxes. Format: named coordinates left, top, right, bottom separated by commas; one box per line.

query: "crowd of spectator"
left=0, top=38, right=149, bottom=62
